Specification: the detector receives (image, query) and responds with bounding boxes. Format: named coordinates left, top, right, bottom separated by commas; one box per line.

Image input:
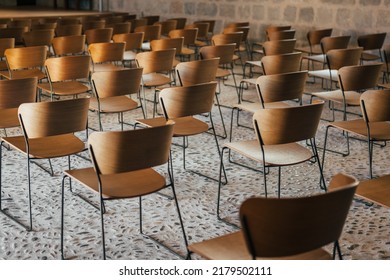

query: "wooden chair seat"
left=91, top=63, right=125, bottom=72
left=142, top=72, right=172, bottom=87
left=123, top=50, right=137, bottom=61
left=89, top=96, right=139, bottom=113
left=356, top=174, right=390, bottom=208
left=225, top=140, right=313, bottom=166
left=0, top=108, right=19, bottom=128
left=328, top=119, right=390, bottom=141
left=235, top=102, right=290, bottom=114
left=216, top=68, right=231, bottom=78
left=308, top=69, right=338, bottom=82
left=38, top=81, right=89, bottom=96
left=189, top=230, right=331, bottom=260
left=65, top=167, right=166, bottom=199
left=302, top=53, right=326, bottom=63
left=0, top=68, right=45, bottom=80
left=2, top=134, right=86, bottom=159
left=311, top=89, right=362, bottom=106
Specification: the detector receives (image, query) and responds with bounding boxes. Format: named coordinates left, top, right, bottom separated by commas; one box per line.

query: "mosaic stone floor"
left=0, top=62, right=389, bottom=260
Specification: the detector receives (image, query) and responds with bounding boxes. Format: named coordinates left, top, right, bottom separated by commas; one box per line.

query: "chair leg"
left=368, top=138, right=374, bottom=179
left=60, top=175, right=67, bottom=260
left=310, top=138, right=327, bottom=191
left=277, top=166, right=281, bottom=199
left=99, top=197, right=106, bottom=260
left=213, top=92, right=227, bottom=139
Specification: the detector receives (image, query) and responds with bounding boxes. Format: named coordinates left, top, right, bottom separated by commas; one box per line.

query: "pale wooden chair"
left=0, top=38, right=15, bottom=71
left=223, top=25, right=251, bottom=58
left=212, top=32, right=244, bottom=65
left=129, top=18, right=148, bottom=32
left=90, top=68, right=144, bottom=131
left=82, top=19, right=105, bottom=33
left=357, top=32, right=387, bottom=63
left=169, top=17, right=187, bottom=29
left=189, top=173, right=358, bottom=260
left=88, top=42, right=126, bottom=73
left=295, top=28, right=333, bottom=55
left=108, top=22, right=131, bottom=36
left=141, top=15, right=160, bottom=25
left=134, top=25, right=161, bottom=51
left=194, top=20, right=216, bottom=40
left=61, top=121, right=189, bottom=259
left=55, top=24, right=83, bottom=37
left=0, top=26, right=29, bottom=46
left=186, top=22, right=209, bottom=48
left=150, top=37, right=184, bottom=67
left=322, top=89, right=390, bottom=179
left=379, top=44, right=390, bottom=88
left=22, top=29, right=55, bottom=48
left=112, top=32, right=144, bottom=67
left=52, top=35, right=86, bottom=56
left=154, top=20, right=177, bottom=37
left=85, top=28, right=113, bottom=45
left=168, top=28, right=197, bottom=60
left=0, top=98, right=90, bottom=231
left=30, top=22, right=57, bottom=30
left=356, top=175, right=390, bottom=208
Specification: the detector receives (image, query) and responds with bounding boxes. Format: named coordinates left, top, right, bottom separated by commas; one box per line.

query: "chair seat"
left=92, top=63, right=125, bottom=73
left=180, top=47, right=195, bottom=56
left=303, top=54, right=326, bottom=64
left=295, top=45, right=322, bottom=55
left=245, top=60, right=262, bottom=68
left=225, top=139, right=313, bottom=166
left=361, top=52, right=381, bottom=61
left=0, top=68, right=46, bottom=80
left=38, top=81, right=89, bottom=96
left=329, top=119, right=390, bottom=141
left=123, top=50, right=137, bottom=61
left=142, top=73, right=172, bottom=87
left=356, top=174, right=390, bottom=208
left=235, top=102, right=290, bottom=114
left=2, top=134, right=86, bottom=158
left=136, top=116, right=209, bottom=137
left=311, top=89, right=362, bottom=106
left=189, top=230, right=332, bottom=260
left=308, top=69, right=338, bottom=81
left=89, top=96, right=139, bottom=113
left=141, top=42, right=151, bottom=51
left=216, top=68, right=231, bottom=79
left=0, top=108, right=19, bottom=128
left=64, top=167, right=166, bottom=199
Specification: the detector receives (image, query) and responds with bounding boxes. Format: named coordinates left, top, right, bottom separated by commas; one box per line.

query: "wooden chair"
left=57, top=17, right=81, bottom=25
left=0, top=38, right=14, bottom=71
left=134, top=25, right=161, bottom=51
left=141, top=15, right=160, bottom=25
left=108, top=22, right=131, bottom=36
left=0, top=98, right=90, bottom=231
left=135, top=82, right=226, bottom=183
left=61, top=121, right=189, bottom=259
left=154, top=20, right=177, bottom=37
left=82, top=19, right=105, bottom=33
left=0, top=45, right=48, bottom=80
left=322, top=89, right=390, bottom=178
left=30, top=22, right=57, bottom=30
left=189, top=173, right=358, bottom=260
left=168, top=28, right=197, bottom=60
left=295, top=28, right=333, bottom=55
left=37, top=55, right=91, bottom=100
left=150, top=37, right=184, bottom=66
left=217, top=102, right=325, bottom=226
left=379, top=44, right=390, bottom=88
left=226, top=22, right=249, bottom=28
left=310, top=63, right=383, bottom=121
left=194, top=20, right=216, bottom=39
left=55, top=24, right=83, bottom=37
left=357, top=32, right=387, bottom=63
left=22, top=29, right=55, bottom=56
left=90, top=68, right=144, bottom=131
left=88, top=42, right=126, bottom=72
left=112, top=32, right=144, bottom=67
left=52, top=35, right=86, bottom=56
left=7, top=19, right=31, bottom=29
left=356, top=174, right=390, bottom=208
left=129, top=18, right=148, bottom=32
left=0, top=27, right=29, bottom=46
left=223, top=26, right=251, bottom=58
left=169, top=17, right=187, bottom=29
left=186, top=22, right=209, bottom=48
left=135, top=48, right=176, bottom=117
left=85, top=28, right=113, bottom=45
left=212, top=32, right=244, bottom=65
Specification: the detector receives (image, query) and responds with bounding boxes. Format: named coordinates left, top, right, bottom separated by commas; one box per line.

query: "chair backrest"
left=0, top=27, right=29, bottom=45
left=212, top=32, right=243, bottom=50
left=384, top=44, right=390, bottom=73
left=134, top=25, right=161, bottom=42
left=129, top=18, right=148, bottom=32
left=82, top=20, right=106, bottom=32
left=256, top=71, right=307, bottom=105
left=57, top=17, right=81, bottom=25
left=169, top=18, right=187, bottom=29
left=261, top=52, right=302, bottom=75
left=88, top=121, right=174, bottom=175
left=0, top=77, right=37, bottom=110
left=52, top=35, right=86, bottom=56
left=169, top=28, right=197, bottom=46
left=109, top=22, right=131, bottom=36
left=22, top=29, right=55, bottom=47
left=91, top=68, right=143, bottom=99
left=239, top=173, right=358, bottom=259
left=44, top=55, right=90, bottom=82
left=0, top=38, right=15, bottom=57
left=155, top=20, right=177, bottom=37
left=112, top=32, right=144, bottom=51
left=226, top=22, right=249, bottom=28
left=360, top=89, right=390, bottom=123
left=195, top=20, right=216, bottom=34
left=262, top=39, right=296, bottom=55
left=199, top=44, right=236, bottom=65
left=135, top=48, right=175, bottom=74
left=326, top=47, right=363, bottom=70
left=88, top=42, right=125, bottom=64
left=357, top=33, right=387, bottom=52
left=267, top=29, right=296, bottom=41
left=306, top=28, right=333, bottom=50
left=150, top=37, right=183, bottom=54
left=7, top=19, right=31, bottom=29
left=176, top=57, right=220, bottom=86
left=85, top=28, right=114, bottom=45
left=320, top=35, right=351, bottom=53
left=18, top=97, right=90, bottom=139
left=141, top=15, right=160, bottom=25
left=338, top=63, right=383, bottom=92
left=55, top=24, right=83, bottom=37
left=265, top=25, right=291, bottom=33
left=253, top=101, right=324, bottom=145
left=159, top=82, right=218, bottom=118
left=186, top=22, right=209, bottom=40
left=223, top=26, right=250, bottom=42
left=31, top=22, right=57, bottom=30
left=5, top=45, right=48, bottom=70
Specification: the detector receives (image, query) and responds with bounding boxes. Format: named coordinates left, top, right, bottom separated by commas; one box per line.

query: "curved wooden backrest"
left=357, top=32, right=387, bottom=51
left=267, top=29, right=296, bottom=41
left=212, top=32, right=243, bottom=50
left=55, top=24, right=83, bottom=37
left=338, top=63, right=383, bottom=92
left=159, top=82, right=217, bottom=118
left=360, top=89, right=390, bottom=123
left=0, top=27, right=29, bottom=44
left=31, top=22, right=57, bottom=30
left=45, top=55, right=90, bottom=82
left=169, top=28, right=197, bottom=46
left=52, top=35, right=86, bottom=56
left=170, top=18, right=187, bottom=29
left=199, top=44, right=236, bottom=65
left=88, top=42, right=125, bottom=63
left=142, top=15, right=160, bottom=25
left=265, top=25, right=291, bottom=33
left=195, top=20, right=215, bottom=34
left=135, top=48, right=175, bottom=74
left=239, top=173, right=358, bottom=259
left=261, top=52, right=302, bottom=75
left=320, top=35, right=351, bottom=53
left=112, top=32, right=144, bottom=51
left=384, top=44, right=390, bottom=65
left=223, top=26, right=250, bottom=41
left=256, top=71, right=307, bottom=104
left=176, top=57, right=220, bottom=86
left=155, top=20, right=177, bottom=36
left=57, top=17, right=81, bottom=25
left=7, top=19, right=31, bottom=29
left=226, top=22, right=249, bottom=28
left=0, top=38, right=15, bottom=56
left=186, top=22, right=209, bottom=39
left=91, top=68, right=143, bottom=99
left=253, top=101, right=324, bottom=145
left=134, top=25, right=161, bottom=42
left=18, top=97, right=90, bottom=139
left=109, top=22, right=131, bottom=35
left=129, top=18, right=148, bottom=32
left=5, top=45, right=48, bottom=69
left=262, top=39, right=296, bottom=55
left=85, top=28, right=113, bottom=44
left=326, top=47, right=363, bottom=70
left=22, top=29, right=55, bottom=47
left=88, top=121, right=174, bottom=175
left=0, top=77, right=37, bottom=109
left=306, top=28, right=333, bottom=46
left=150, top=37, right=183, bottom=53
left=82, top=20, right=106, bottom=32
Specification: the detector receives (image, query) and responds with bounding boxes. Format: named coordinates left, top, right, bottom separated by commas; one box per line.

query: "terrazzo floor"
left=0, top=61, right=389, bottom=260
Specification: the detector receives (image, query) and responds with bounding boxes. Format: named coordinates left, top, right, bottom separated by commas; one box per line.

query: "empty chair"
left=108, top=22, right=131, bottom=36
left=154, top=20, right=177, bottom=37
left=7, top=19, right=31, bottom=29
left=357, top=32, right=387, bottom=63
left=134, top=25, right=161, bottom=51
left=189, top=173, right=358, bottom=260
left=22, top=29, right=55, bottom=56
left=175, top=57, right=219, bottom=86
left=85, top=28, right=113, bottom=45
left=212, top=32, right=244, bottom=64
left=0, top=38, right=15, bottom=71
left=55, top=24, right=83, bottom=37
left=141, top=15, right=160, bottom=25
left=379, top=44, right=390, bottom=88
left=0, top=27, right=29, bottom=46
left=168, top=28, right=197, bottom=60
left=150, top=37, right=185, bottom=66
left=223, top=25, right=251, bottom=58
left=82, top=19, right=105, bottom=33
left=52, top=35, right=86, bottom=56
left=169, top=17, right=187, bottom=29
left=0, top=98, right=90, bottom=231
left=112, top=32, right=144, bottom=67
left=296, top=28, right=333, bottom=55
left=88, top=42, right=126, bottom=72
left=90, top=68, right=144, bottom=131
left=57, top=17, right=81, bottom=25
left=129, top=18, right=148, bottom=32
left=186, top=22, right=209, bottom=48
left=322, top=89, right=390, bottom=179
left=31, top=22, right=57, bottom=30
left=61, top=121, right=189, bottom=259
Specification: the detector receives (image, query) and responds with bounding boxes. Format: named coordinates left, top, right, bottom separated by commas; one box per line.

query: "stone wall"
left=103, top=0, right=390, bottom=46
